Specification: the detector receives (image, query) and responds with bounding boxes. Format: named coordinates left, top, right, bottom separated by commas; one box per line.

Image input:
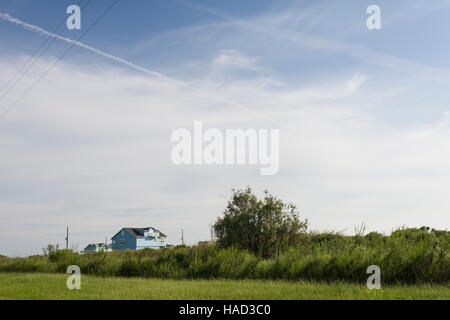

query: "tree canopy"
left=213, top=187, right=308, bottom=257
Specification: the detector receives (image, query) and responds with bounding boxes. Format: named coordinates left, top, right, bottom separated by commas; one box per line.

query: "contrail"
left=0, top=12, right=175, bottom=82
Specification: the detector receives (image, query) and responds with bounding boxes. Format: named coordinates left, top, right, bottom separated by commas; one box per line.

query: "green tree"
left=213, top=187, right=308, bottom=257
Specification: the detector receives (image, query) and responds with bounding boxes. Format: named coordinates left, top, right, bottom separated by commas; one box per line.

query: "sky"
left=0, top=0, right=450, bottom=256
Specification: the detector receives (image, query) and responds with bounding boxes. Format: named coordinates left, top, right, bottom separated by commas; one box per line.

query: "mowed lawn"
left=0, top=273, right=448, bottom=300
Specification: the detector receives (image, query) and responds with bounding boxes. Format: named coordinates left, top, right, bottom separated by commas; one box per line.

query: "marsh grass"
left=0, top=273, right=448, bottom=300
left=0, top=227, right=448, bottom=284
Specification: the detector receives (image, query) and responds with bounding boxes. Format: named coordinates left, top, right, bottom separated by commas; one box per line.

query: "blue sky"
left=1, top=0, right=450, bottom=256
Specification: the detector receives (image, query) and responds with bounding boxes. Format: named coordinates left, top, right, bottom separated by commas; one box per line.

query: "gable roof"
left=111, top=227, right=167, bottom=240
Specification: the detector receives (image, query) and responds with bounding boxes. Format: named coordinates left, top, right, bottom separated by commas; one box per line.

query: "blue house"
left=111, top=227, right=167, bottom=251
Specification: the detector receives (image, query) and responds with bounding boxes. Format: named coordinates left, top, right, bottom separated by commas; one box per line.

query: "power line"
left=0, top=0, right=91, bottom=105
left=0, top=0, right=91, bottom=101
left=0, top=0, right=88, bottom=93
left=0, top=0, right=119, bottom=120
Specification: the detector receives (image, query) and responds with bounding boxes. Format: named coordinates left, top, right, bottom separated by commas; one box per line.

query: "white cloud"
left=346, top=73, right=367, bottom=93
left=213, top=49, right=260, bottom=71
left=1, top=1, right=450, bottom=256
left=0, top=54, right=449, bottom=257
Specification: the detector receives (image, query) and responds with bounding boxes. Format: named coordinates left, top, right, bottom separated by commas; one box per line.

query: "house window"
left=120, top=239, right=126, bottom=245
left=160, top=238, right=165, bottom=243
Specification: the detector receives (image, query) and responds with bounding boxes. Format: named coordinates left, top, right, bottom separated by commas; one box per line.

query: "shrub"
left=214, top=188, right=308, bottom=257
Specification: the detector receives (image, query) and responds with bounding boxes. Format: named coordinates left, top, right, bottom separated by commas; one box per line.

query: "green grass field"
left=0, top=273, right=448, bottom=300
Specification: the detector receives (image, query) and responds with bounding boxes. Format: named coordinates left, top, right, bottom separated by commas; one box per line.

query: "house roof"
left=111, top=227, right=167, bottom=240
left=84, top=243, right=106, bottom=250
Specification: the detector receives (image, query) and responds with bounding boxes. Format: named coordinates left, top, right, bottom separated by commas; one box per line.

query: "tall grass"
left=0, top=227, right=448, bottom=284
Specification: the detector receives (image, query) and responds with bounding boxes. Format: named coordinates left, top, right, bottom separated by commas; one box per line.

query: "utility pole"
left=65, top=226, right=69, bottom=250
left=181, top=229, right=184, bottom=245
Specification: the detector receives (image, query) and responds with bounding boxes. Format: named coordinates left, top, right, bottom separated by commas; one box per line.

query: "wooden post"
left=65, top=226, right=69, bottom=250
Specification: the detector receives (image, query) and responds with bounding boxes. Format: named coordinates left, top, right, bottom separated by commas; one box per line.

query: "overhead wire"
left=0, top=0, right=119, bottom=120
left=0, top=0, right=91, bottom=105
